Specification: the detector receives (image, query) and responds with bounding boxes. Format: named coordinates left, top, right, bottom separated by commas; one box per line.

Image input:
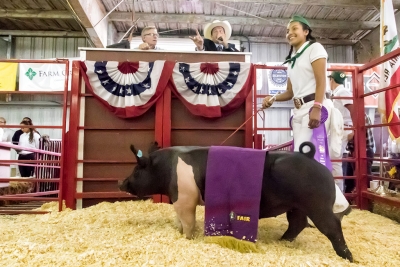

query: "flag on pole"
left=0, top=62, right=18, bottom=91
left=378, top=0, right=400, bottom=141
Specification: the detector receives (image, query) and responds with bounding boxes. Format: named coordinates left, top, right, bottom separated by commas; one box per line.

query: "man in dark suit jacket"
left=189, top=20, right=239, bottom=52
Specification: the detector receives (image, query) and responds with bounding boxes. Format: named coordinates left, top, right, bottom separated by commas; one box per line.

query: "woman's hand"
left=308, top=107, right=321, bottom=129
left=262, top=95, right=275, bottom=109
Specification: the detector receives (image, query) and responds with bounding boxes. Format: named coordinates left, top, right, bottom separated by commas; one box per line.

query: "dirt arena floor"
left=0, top=200, right=399, bottom=267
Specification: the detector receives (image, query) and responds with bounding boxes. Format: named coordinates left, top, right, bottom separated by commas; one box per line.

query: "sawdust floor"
left=0, top=200, right=399, bottom=267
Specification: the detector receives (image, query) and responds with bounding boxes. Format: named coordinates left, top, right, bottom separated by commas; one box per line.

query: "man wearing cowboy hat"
left=189, top=20, right=239, bottom=52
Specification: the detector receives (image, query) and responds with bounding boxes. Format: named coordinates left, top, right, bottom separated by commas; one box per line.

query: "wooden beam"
left=231, top=36, right=358, bottom=45
left=206, top=0, right=400, bottom=9
left=0, top=30, right=355, bottom=44
left=109, top=12, right=379, bottom=30
left=0, top=9, right=73, bottom=19
left=67, top=0, right=109, bottom=48
left=0, top=30, right=85, bottom=37
left=156, top=35, right=357, bottom=45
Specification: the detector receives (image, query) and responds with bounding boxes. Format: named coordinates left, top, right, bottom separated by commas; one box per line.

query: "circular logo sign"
left=269, top=69, right=287, bottom=87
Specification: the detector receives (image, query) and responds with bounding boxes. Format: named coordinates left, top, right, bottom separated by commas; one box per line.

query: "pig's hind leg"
left=173, top=202, right=196, bottom=239
left=174, top=216, right=183, bottom=234
left=280, top=208, right=308, bottom=241
left=172, top=157, right=199, bottom=239
left=308, top=210, right=353, bottom=262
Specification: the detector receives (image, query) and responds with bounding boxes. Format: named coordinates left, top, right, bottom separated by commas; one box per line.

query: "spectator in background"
left=0, top=117, right=5, bottom=142
left=0, top=117, right=13, bottom=142
left=12, top=117, right=40, bottom=145
left=17, top=120, right=40, bottom=177
left=345, top=113, right=375, bottom=193
left=328, top=71, right=356, bottom=192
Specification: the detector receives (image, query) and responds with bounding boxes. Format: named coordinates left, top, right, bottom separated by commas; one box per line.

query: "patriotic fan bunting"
left=82, top=60, right=174, bottom=118
left=170, top=62, right=254, bottom=118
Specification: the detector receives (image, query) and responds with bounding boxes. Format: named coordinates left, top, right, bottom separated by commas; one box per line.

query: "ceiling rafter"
left=0, top=9, right=380, bottom=31
left=0, top=9, right=73, bottom=19
left=1, top=30, right=356, bottom=45
left=62, top=0, right=110, bottom=47
left=205, top=0, right=400, bottom=9
left=109, top=12, right=380, bottom=31
left=0, top=30, right=85, bottom=37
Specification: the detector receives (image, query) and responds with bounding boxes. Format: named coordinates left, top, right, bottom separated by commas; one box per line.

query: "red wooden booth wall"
left=64, top=49, right=253, bottom=209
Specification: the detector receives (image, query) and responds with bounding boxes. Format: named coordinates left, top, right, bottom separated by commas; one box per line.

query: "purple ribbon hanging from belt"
left=289, top=106, right=332, bottom=171
left=311, top=106, right=332, bottom=171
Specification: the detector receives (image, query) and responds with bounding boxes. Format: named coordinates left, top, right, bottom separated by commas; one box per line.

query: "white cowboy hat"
left=203, top=20, right=232, bottom=40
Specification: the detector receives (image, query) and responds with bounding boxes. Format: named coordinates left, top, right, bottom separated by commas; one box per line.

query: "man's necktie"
left=217, top=45, right=223, bottom=51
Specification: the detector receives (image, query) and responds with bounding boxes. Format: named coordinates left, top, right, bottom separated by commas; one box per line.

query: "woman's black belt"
left=293, top=93, right=316, bottom=109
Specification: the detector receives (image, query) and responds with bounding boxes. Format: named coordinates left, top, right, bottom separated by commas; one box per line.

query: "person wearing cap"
left=189, top=20, right=239, bottom=52
left=261, top=15, right=351, bottom=220
left=328, top=73, right=375, bottom=193
left=328, top=71, right=356, bottom=191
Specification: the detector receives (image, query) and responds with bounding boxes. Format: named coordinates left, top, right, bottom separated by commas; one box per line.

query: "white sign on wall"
left=266, top=62, right=288, bottom=95
left=19, top=63, right=68, bottom=91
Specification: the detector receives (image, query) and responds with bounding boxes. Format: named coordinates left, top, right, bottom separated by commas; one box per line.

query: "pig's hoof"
left=185, top=234, right=194, bottom=239
left=174, top=218, right=183, bottom=233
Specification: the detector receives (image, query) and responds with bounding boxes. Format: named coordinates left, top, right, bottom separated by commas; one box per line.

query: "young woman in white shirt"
left=17, top=120, right=40, bottom=177
left=261, top=15, right=351, bottom=219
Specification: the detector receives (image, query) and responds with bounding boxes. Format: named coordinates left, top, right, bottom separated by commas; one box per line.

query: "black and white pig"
left=119, top=142, right=353, bottom=262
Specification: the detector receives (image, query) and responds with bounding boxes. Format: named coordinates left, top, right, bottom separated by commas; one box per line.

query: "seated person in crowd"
left=0, top=117, right=13, bottom=142
left=135, top=26, right=162, bottom=50
left=189, top=20, right=239, bottom=52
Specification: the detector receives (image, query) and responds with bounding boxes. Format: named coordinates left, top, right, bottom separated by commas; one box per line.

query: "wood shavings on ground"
left=0, top=200, right=399, bottom=267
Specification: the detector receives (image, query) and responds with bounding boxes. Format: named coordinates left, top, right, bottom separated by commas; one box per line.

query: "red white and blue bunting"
left=83, top=60, right=173, bottom=118
left=80, top=61, right=253, bottom=118
left=170, top=62, right=253, bottom=117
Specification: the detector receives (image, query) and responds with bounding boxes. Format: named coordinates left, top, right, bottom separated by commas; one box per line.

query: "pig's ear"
left=148, top=141, right=161, bottom=154
left=130, top=144, right=137, bottom=155
left=130, top=145, right=146, bottom=166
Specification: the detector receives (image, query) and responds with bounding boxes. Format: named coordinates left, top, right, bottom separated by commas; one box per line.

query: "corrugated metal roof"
left=102, top=0, right=383, bottom=44
left=0, top=0, right=392, bottom=46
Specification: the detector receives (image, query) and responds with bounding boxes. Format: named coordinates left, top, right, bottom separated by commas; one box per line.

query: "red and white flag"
left=378, top=0, right=400, bottom=141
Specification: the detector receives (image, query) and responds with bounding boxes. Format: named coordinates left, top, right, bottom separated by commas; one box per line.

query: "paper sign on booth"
left=0, top=62, right=18, bottom=91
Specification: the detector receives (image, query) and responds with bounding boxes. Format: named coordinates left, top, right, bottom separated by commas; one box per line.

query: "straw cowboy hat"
left=203, top=20, right=232, bottom=40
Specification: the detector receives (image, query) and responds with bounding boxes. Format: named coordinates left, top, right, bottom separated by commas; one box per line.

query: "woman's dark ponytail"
left=285, top=46, right=294, bottom=61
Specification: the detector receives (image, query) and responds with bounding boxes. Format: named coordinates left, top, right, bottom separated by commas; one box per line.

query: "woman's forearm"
left=275, top=91, right=294, bottom=102
left=311, top=58, right=327, bottom=104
